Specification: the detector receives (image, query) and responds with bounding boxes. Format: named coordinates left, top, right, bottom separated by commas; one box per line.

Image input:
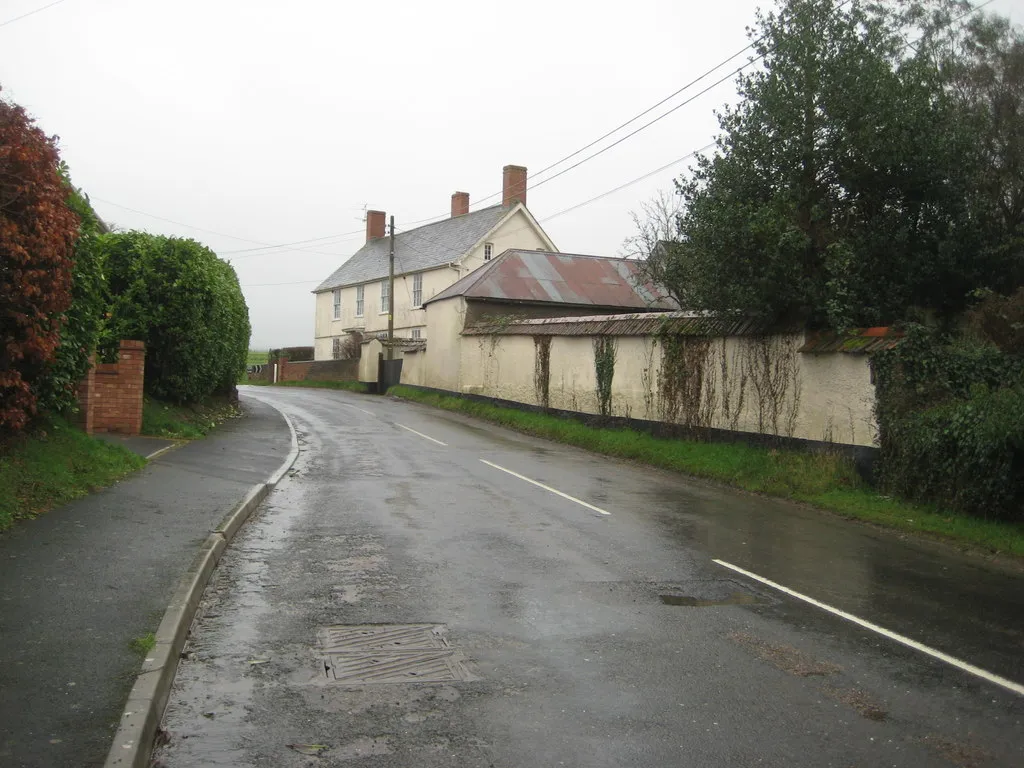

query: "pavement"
left=0, top=395, right=292, bottom=768
left=154, top=385, right=1024, bottom=767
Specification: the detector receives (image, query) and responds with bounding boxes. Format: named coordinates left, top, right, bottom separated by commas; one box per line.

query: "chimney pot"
left=365, top=210, right=386, bottom=242
left=451, top=191, right=470, bottom=218
left=502, top=165, right=527, bottom=208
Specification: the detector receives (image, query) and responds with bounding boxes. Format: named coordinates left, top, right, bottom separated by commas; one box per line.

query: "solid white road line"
left=396, top=423, right=447, bottom=446
left=479, top=459, right=612, bottom=516
left=713, top=559, right=1024, bottom=697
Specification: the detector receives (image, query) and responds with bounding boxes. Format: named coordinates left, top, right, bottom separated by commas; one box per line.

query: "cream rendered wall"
left=459, top=334, right=536, bottom=402
left=437, top=330, right=877, bottom=448
left=359, top=339, right=382, bottom=382
left=314, top=285, right=366, bottom=360
left=458, top=208, right=553, bottom=279
left=798, top=352, right=877, bottom=445
left=547, top=337, right=600, bottom=414
left=386, top=266, right=460, bottom=335
left=422, top=296, right=467, bottom=392
left=400, top=349, right=425, bottom=386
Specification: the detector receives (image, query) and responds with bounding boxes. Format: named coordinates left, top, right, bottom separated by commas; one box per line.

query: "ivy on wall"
left=533, top=336, right=551, bottom=409
left=593, top=336, right=616, bottom=417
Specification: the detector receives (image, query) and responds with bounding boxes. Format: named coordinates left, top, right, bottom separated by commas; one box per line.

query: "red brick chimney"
left=365, top=210, right=386, bottom=242
left=502, top=165, right=527, bottom=208
left=451, top=191, right=469, bottom=218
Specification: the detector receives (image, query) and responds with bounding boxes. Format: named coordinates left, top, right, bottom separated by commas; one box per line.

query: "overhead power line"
left=404, top=42, right=759, bottom=226
left=92, top=197, right=356, bottom=258
left=92, top=197, right=272, bottom=245
left=0, top=0, right=70, bottom=29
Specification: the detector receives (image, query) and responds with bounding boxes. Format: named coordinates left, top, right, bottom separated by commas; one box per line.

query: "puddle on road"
left=659, top=592, right=761, bottom=607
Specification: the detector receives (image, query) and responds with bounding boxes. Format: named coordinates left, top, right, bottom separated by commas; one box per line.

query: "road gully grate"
left=318, top=624, right=475, bottom=684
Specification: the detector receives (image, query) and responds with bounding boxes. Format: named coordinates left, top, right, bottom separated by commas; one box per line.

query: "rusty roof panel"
left=426, top=250, right=678, bottom=309
left=799, top=328, right=904, bottom=354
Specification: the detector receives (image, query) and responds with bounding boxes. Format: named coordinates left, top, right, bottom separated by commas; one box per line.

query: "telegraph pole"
left=387, top=215, right=395, bottom=361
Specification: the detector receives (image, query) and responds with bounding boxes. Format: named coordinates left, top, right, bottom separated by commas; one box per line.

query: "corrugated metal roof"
left=315, top=204, right=512, bottom=292
left=464, top=311, right=786, bottom=337
left=426, top=250, right=678, bottom=309
left=799, top=327, right=903, bottom=354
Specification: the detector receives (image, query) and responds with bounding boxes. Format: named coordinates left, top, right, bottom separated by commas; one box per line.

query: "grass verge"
left=245, top=380, right=369, bottom=394
left=0, top=416, right=145, bottom=533
left=142, top=396, right=241, bottom=440
left=389, top=386, right=1024, bottom=558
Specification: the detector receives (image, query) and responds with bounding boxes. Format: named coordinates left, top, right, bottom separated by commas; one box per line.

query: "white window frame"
left=411, top=328, right=421, bottom=340
left=355, top=285, right=364, bottom=317
left=332, top=337, right=343, bottom=359
left=332, top=288, right=341, bottom=320
left=380, top=279, right=390, bottom=314
left=484, top=242, right=493, bottom=261
left=412, top=273, right=423, bottom=308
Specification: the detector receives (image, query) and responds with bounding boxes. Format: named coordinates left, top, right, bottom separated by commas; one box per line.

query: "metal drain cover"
left=319, top=624, right=474, bottom=685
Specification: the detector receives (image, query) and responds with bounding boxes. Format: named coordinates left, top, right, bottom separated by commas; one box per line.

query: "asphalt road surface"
left=155, top=386, right=1024, bottom=767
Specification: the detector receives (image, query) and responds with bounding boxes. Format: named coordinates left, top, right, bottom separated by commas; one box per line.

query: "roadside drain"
left=318, top=624, right=475, bottom=685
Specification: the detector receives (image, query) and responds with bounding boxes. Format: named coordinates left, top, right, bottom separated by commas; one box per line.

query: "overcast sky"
left=3, top=0, right=1022, bottom=348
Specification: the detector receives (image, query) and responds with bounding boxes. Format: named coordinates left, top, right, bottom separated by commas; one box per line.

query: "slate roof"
left=315, top=204, right=511, bottom=292
left=425, top=250, right=678, bottom=310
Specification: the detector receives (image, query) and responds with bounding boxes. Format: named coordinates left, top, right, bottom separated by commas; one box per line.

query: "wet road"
left=157, top=386, right=1024, bottom=767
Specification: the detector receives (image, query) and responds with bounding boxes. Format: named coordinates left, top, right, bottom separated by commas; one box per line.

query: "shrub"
left=881, top=386, right=1024, bottom=521
left=34, top=168, right=108, bottom=416
left=100, top=232, right=250, bottom=403
left=873, top=325, right=1024, bottom=521
left=0, top=92, right=80, bottom=431
left=967, top=287, right=1024, bottom=356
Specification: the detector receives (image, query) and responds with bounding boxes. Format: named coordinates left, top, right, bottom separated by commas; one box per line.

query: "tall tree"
left=655, top=0, right=1002, bottom=329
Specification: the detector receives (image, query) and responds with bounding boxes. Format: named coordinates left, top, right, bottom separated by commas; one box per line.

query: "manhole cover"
left=318, top=624, right=449, bottom=652
left=319, top=624, right=474, bottom=685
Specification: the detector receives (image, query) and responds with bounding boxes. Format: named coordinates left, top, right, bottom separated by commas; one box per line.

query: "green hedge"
left=874, top=326, right=1024, bottom=521
left=882, top=385, right=1024, bottom=521
left=35, top=171, right=108, bottom=416
left=99, top=232, right=250, bottom=404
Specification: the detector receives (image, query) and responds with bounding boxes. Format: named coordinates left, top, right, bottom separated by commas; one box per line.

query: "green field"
left=246, top=350, right=269, bottom=365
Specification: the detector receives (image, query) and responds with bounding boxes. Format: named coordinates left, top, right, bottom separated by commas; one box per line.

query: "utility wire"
left=0, top=0, right=69, bottom=29
left=218, top=229, right=365, bottom=254
left=402, top=0, right=864, bottom=230
left=402, top=43, right=756, bottom=226
left=92, top=197, right=356, bottom=258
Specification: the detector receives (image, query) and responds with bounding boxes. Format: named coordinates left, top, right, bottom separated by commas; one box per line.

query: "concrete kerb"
left=103, top=399, right=299, bottom=768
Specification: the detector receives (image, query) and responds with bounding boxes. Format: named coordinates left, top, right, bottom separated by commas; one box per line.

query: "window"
left=484, top=242, right=493, bottom=261
left=411, top=328, right=421, bottom=340
left=380, top=279, right=390, bottom=313
left=412, top=273, right=423, bottom=307
left=355, top=285, right=364, bottom=317
left=332, top=337, right=343, bottom=359
left=332, top=289, right=341, bottom=320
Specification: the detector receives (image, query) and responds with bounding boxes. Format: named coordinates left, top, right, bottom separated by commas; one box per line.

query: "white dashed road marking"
left=396, top=424, right=447, bottom=446
left=479, top=459, right=611, bottom=516
left=714, top=559, right=1024, bottom=697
